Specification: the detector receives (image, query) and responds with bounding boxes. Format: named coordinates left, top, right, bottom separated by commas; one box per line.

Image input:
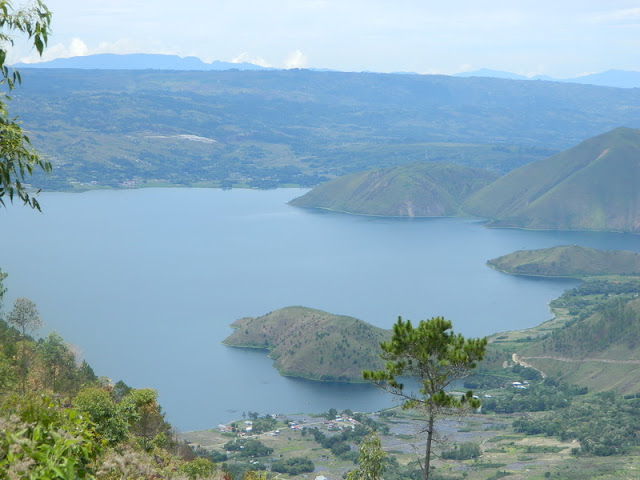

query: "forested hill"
left=11, top=68, right=640, bottom=190
left=289, top=162, right=498, bottom=216
left=223, top=306, right=390, bottom=382
left=487, top=245, right=640, bottom=278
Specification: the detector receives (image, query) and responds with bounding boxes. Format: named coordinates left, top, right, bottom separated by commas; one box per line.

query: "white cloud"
left=584, top=7, right=640, bottom=24
left=231, top=52, right=272, bottom=68
left=69, top=38, right=89, bottom=57
left=285, top=49, right=307, bottom=69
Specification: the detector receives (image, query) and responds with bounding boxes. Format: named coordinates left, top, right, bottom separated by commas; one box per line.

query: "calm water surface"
left=1, top=188, right=639, bottom=430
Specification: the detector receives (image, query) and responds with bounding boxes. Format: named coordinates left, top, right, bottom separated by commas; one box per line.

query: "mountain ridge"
left=15, top=54, right=640, bottom=88
left=13, top=53, right=272, bottom=71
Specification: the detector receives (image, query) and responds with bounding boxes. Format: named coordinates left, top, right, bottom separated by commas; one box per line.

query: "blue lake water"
left=1, top=188, right=639, bottom=431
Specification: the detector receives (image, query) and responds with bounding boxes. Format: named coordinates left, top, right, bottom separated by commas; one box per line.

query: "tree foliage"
left=513, top=392, right=640, bottom=456
left=346, top=433, right=386, bottom=480
left=363, top=316, right=487, bottom=480
left=0, top=394, right=101, bottom=479
left=0, top=0, right=52, bottom=210
left=6, top=297, right=42, bottom=337
left=7, top=297, right=42, bottom=394
left=270, top=457, right=314, bottom=475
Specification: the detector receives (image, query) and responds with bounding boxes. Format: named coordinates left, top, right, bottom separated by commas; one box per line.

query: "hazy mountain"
left=13, top=53, right=271, bottom=71
left=463, top=127, right=640, bottom=233
left=568, top=69, right=640, bottom=89
left=455, top=68, right=640, bottom=88
left=454, top=69, right=532, bottom=81
left=289, top=162, right=498, bottom=217
left=16, top=55, right=639, bottom=88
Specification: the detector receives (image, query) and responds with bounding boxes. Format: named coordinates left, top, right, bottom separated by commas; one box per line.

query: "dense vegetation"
left=0, top=270, right=230, bottom=479
left=223, top=306, right=390, bottom=382
left=481, top=379, right=587, bottom=414
left=513, top=392, right=640, bottom=456
left=13, top=69, right=640, bottom=192
left=524, top=297, right=640, bottom=361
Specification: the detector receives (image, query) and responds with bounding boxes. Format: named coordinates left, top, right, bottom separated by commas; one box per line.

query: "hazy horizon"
left=8, top=1, right=640, bottom=79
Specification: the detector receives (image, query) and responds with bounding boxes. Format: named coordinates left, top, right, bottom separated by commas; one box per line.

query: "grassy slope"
left=222, top=306, right=390, bottom=382
left=517, top=298, right=640, bottom=394
left=463, top=127, right=640, bottom=233
left=289, top=162, right=497, bottom=216
left=488, top=245, right=640, bottom=277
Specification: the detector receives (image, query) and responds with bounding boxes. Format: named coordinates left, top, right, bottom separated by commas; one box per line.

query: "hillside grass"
left=487, top=245, right=640, bottom=278
left=289, top=162, right=497, bottom=217
left=463, top=127, right=640, bottom=233
left=223, top=306, right=390, bottom=382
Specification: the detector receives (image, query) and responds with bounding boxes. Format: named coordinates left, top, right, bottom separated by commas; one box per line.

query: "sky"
left=8, top=0, right=640, bottom=78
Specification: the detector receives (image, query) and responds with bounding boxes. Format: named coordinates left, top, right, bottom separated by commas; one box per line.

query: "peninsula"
left=222, top=306, right=390, bottom=382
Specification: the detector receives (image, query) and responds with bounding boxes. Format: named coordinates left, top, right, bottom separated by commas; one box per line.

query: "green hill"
left=488, top=245, right=640, bottom=278
left=222, top=306, right=390, bottom=382
left=463, top=127, right=640, bottom=233
left=517, top=298, right=640, bottom=394
left=289, top=162, right=497, bottom=216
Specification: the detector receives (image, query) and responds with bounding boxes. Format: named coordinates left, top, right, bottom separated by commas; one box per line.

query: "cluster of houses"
left=512, top=380, right=530, bottom=389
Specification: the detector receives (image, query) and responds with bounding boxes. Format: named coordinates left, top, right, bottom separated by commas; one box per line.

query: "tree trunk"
left=424, top=411, right=435, bottom=480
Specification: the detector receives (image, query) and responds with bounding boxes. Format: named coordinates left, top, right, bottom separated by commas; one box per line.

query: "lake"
left=1, top=188, right=639, bottom=431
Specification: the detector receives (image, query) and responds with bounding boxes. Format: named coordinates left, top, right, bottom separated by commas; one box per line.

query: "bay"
left=1, top=188, right=639, bottom=431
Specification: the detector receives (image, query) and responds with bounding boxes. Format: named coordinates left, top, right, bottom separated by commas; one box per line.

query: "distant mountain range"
left=12, top=53, right=273, bottom=71
left=454, top=68, right=640, bottom=89
left=13, top=54, right=640, bottom=88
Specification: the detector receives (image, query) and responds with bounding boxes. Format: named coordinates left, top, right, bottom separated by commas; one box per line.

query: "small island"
left=222, top=306, right=390, bottom=382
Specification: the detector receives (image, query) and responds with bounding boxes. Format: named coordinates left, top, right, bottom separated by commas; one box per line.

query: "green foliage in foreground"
left=513, top=392, right=640, bottom=456
left=346, top=433, right=386, bottom=480
left=364, top=316, right=487, bottom=480
left=0, top=0, right=52, bottom=210
left=0, top=395, right=101, bottom=480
